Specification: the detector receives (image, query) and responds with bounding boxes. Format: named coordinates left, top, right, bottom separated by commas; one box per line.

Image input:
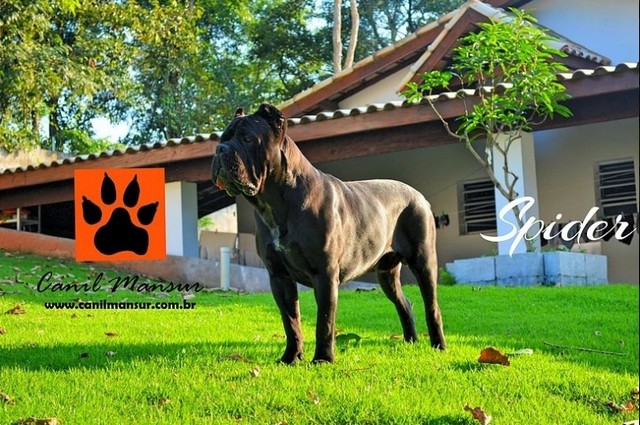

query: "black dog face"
left=212, top=104, right=287, bottom=197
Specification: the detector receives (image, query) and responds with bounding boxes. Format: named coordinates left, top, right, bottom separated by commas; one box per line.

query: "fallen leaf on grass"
left=13, top=418, right=59, bottom=425
left=105, top=351, right=117, bottom=357
left=70, top=314, right=78, bottom=319
left=182, top=293, right=196, bottom=300
left=5, top=305, right=25, bottom=315
left=11, top=267, right=21, bottom=273
left=464, top=405, right=492, bottom=425
left=157, top=397, right=171, bottom=407
left=105, top=332, right=118, bottom=338
left=0, top=326, right=6, bottom=335
left=622, top=420, right=639, bottom=425
left=604, top=401, right=635, bottom=413
left=249, top=367, right=260, bottom=378
left=478, top=347, right=510, bottom=366
left=306, top=389, right=320, bottom=405
left=1, top=392, right=15, bottom=405
left=389, top=334, right=403, bottom=340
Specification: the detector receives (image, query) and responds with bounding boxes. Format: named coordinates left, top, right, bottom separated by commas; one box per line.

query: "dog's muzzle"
left=212, top=144, right=258, bottom=197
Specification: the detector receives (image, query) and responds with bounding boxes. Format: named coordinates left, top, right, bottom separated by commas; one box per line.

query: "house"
left=0, top=0, right=638, bottom=284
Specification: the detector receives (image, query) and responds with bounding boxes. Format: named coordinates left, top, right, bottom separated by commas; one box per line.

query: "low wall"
left=0, top=228, right=374, bottom=292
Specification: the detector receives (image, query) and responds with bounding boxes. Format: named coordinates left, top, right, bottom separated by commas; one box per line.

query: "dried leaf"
left=249, top=367, right=260, bottom=378
left=1, top=392, right=15, bottom=405
left=11, top=266, right=21, bottom=273
left=182, top=293, right=196, bottom=300
left=306, top=389, right=320, bottom=405
left=70, top=314, right=78, bottom=319
left=605, top=401, right=635, bottom=413
left=464, top=404, right=492, bottom=425
left=0, top=326, right=6, bottom=335
left=105, top=332, right=118, bottom=338
left=632, top=387, right=639, bottom=398
left=389, top=334, right=403, bottom=340
left=622, top=420, right=639, bottom=425
left=478, top=347, right=510, bottom=366
left=105, top=351, right=117, bottom=357
left=157, top=397, right=171, bottom=407
left=5, top=305, right=26, bottom=315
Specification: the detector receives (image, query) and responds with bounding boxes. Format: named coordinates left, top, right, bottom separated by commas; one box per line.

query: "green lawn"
left=0, top=250, right=638, bottom=424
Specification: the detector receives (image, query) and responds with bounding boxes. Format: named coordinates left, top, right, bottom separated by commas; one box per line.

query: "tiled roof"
left=0, top=134, right=220, bottom=175
left=288, top=63, right=637, bottom=126
left=1, top=62, right=637, bottom=177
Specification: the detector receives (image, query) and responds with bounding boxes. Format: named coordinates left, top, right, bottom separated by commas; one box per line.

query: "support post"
left=165, top=181, right=199, bottom=257
left=492, top=132, right=541, bottom=255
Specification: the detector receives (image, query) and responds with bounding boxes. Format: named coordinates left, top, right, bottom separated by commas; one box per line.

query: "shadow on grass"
left=0, top=340, right=281, bottom=371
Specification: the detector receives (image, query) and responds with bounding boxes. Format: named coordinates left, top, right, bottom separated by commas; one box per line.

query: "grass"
left=0, top=250, right=638, bottom=424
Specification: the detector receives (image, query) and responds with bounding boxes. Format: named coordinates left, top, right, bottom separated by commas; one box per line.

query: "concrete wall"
left=534, top=118, right=639, bottom=283
left=525, top=0, right=639, bottom=64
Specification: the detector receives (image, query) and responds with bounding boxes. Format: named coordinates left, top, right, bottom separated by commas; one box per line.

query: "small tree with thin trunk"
left=402, top=9, right=573, bottom=251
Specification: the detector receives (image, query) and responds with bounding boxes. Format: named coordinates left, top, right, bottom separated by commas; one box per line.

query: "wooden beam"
left=406, top=10, right=487, bottom=88
left=300, top=121, right=458, bottom=164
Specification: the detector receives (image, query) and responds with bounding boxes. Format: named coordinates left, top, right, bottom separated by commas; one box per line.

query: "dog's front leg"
left=312, top=275, right=339, bottom=364
left=269, top=273, right=304, bottom=364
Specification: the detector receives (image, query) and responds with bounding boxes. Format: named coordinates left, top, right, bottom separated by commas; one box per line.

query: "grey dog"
left=211, top=103, right=446, bottom=363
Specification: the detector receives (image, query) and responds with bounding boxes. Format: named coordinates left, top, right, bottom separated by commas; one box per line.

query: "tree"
left=403, top=9, right=572, bottom=251
left=332, top=0, right=359, bottom=73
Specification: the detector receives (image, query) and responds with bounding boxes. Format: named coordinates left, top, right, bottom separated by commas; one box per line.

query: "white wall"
left=525, top=0, right=639, bottom=64
left=338, top=65, right=412, bottom=108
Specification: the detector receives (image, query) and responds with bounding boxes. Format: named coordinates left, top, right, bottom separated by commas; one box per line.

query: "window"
left=596, top=159, right=637, bottom=218
left=459, top=179, right=496, bottom=234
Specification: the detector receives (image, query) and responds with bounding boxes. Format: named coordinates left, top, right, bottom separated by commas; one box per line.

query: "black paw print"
left=82, top=173, right=159, bottom=255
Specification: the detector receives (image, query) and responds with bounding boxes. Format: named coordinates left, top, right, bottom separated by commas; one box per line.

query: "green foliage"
left=404, top=9, right=573, bottom=137
left=438, top=267, right=456, bottom=285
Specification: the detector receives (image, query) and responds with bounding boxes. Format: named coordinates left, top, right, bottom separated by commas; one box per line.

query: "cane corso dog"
left=211, top=104, right=445, bottom=364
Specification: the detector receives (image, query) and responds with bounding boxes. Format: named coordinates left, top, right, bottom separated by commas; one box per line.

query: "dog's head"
left=211, top=103, right=288, bottom=197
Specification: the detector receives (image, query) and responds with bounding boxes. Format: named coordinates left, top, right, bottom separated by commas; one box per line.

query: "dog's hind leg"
left=376, top=253, right=418, bottom=343
left=407, top=247, right=446, bottom=350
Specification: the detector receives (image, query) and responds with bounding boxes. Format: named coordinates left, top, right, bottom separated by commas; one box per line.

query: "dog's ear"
left=255, top=103, right=287, bottom=136
left=234, top=107, right=245, bottom=118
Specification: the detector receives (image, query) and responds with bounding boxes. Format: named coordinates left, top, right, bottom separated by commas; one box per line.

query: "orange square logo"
left=74, top=168, right=166, bottom=261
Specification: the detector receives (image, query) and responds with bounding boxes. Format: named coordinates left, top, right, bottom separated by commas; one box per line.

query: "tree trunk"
left=332, top=0, right=342, bottom=73
left=344, top=0, right=359, bottom=69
